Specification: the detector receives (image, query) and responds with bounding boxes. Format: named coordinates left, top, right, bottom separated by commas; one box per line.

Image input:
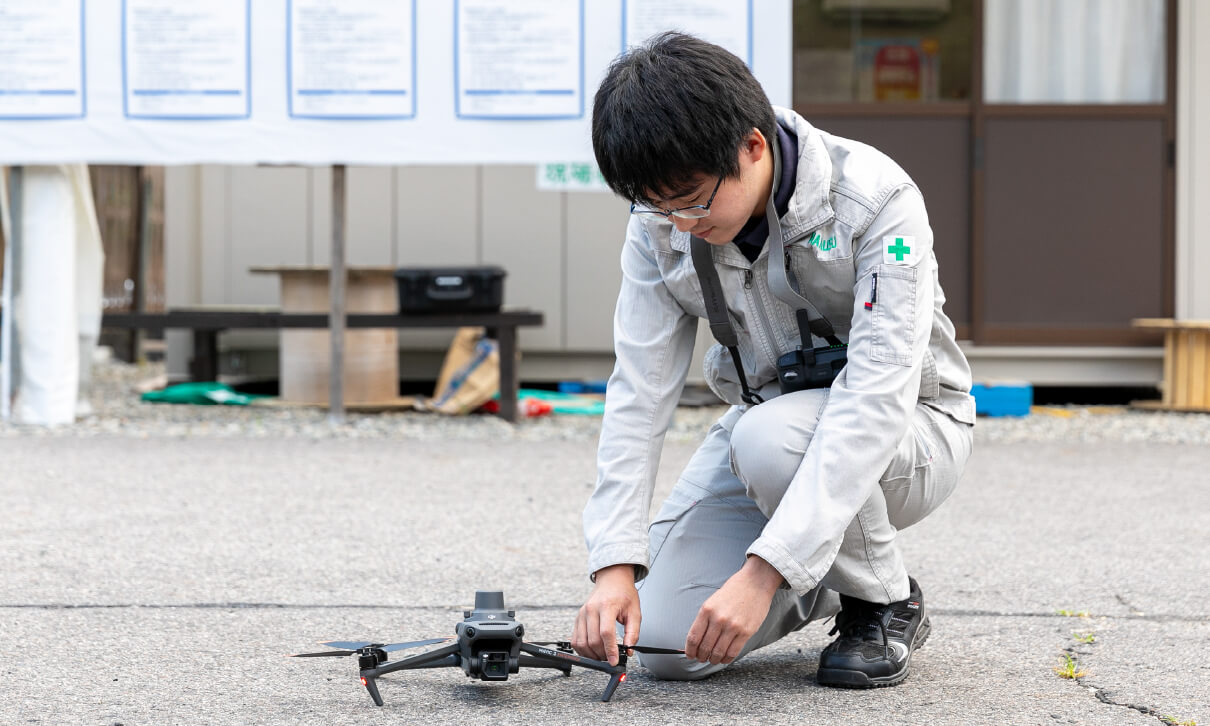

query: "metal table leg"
left=496, top=325, right=518, bottom=423
left=190, top=329, right=220, bottom=382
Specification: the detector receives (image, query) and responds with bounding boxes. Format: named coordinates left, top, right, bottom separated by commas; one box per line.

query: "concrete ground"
left=1, top=431, right=1207, bottom=725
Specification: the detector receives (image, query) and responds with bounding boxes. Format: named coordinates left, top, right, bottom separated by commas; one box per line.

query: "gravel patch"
left=3, top=357, right=1209, bottom=445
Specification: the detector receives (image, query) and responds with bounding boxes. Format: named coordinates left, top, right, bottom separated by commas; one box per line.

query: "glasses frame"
left=630, top=174, right=724, bottom=219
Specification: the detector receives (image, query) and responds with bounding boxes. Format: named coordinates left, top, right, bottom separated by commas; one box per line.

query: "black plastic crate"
left=394, top=266, right=506, bottom=313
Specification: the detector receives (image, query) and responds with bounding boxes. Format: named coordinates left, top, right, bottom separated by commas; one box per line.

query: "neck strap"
left=764, top=131, right=842, bottom=348
left=689, top=236, right=764, bottom=406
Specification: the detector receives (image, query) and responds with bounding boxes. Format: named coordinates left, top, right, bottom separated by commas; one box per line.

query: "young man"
left=571, top=33, right=975, bottom=688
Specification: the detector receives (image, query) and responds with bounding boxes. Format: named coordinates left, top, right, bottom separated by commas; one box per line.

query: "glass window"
left=984, top=0, right=1165, bottom=104
left=793, top=0, right=973, bottom=105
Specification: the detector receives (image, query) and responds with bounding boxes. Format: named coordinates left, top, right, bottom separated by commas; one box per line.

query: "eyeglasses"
left=630, top=174, right=724, bottom=219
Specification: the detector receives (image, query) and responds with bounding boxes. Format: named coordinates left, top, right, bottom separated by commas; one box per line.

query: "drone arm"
left=364, top=642, right=460, bottom=678
left=355, top=642, right=461, bottom=708
left=518, top=642, right=623, bottom=676
left=516, top=654, right=573, bottom=672
left=518, top=644, right=632, bottom=702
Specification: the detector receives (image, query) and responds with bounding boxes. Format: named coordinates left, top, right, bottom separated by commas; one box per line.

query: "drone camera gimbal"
left=454, top=590, right=523, bottom=681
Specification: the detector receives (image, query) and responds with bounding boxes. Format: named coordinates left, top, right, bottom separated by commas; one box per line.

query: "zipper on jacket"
left=739, top=258, right=782, bottom=374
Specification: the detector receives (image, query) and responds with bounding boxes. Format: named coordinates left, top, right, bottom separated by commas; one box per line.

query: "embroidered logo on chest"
left=808, top=230, right=837, bottom=252
left=883, top=236, right=917, bottom=266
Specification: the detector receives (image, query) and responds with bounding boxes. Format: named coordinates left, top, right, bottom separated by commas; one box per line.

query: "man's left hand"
left=684, top=555, right=784, bottom=664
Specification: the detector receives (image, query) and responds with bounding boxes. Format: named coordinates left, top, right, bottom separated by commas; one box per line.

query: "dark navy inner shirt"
left=732, top=123, right=798, bottom=263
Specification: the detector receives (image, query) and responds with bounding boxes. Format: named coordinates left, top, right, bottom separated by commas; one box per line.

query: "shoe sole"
left=816, top=615, right=931, bottom=689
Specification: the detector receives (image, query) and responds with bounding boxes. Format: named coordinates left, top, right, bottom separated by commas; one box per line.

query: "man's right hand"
left=571, top=564, right=641, bottom=666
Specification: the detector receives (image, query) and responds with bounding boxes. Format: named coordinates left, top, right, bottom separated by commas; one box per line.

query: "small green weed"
left=1053, top=652, right=1087, bottom=679
left=1056, top=609, right=1091, bottom=618
left=1072, top=631, right=1096, bottom=644
left=1161, top=717, right=1196, bottom=726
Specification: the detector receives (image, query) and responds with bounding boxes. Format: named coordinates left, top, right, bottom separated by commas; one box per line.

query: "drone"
left=289, top=590, right=683, bottom=705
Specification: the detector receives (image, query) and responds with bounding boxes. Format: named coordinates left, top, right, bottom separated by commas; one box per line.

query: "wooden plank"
left=1133, top=317, right=1210, bottom=330
left=1131, top=400, right=1210, bottom=414
left=1193, top=331, right=1209, bottom=407
left=1163, top=331, right=1175, bottom=405
left=1186, top=331, right=1201, bottom=406
left=251, top=396, right=420, bottom=412
left=276, top=267, right=396, bottom=406
left=89, top=165, right=140, bottom=312
left=142, top=167, right=166, bottom=312
left=1172, top=331, right=1187, bottom=406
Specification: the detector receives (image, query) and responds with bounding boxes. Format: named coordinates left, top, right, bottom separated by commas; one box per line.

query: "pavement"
left=1, top=431, right=1208, bottom=725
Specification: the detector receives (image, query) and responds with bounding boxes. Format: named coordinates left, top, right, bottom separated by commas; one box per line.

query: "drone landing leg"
left=600, top=672, right=625, bottom=702
left=358, top=642, right=461, bottom=707
left=362, top=676, right=383, bottom=707
left=519, top=643, right=626, bottom=698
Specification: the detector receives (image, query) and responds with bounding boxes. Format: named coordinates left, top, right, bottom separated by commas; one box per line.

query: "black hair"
left=591, top=31, right=776, bottom=206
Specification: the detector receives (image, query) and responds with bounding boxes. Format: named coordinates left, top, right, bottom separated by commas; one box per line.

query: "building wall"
left=164, top=164, right=645, bottom=383
left=1177, top=0, right=1210, bottom=319
left=165, top=6, right=1210, bottom=386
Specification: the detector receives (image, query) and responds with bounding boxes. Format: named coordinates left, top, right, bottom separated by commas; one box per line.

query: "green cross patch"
left=882, top=235, right=917, bottom=265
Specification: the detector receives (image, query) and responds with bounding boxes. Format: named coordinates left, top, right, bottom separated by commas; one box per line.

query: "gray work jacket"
left=583, top=107, right=976, bottom=595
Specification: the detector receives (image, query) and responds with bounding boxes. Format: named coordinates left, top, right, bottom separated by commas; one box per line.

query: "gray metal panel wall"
left=163, top=166, right=201, bottom=376
left=566, top=191, right=630, bottom=350
left=199, top=165, right=230, bottom=306
left=394, top=166, right=479, bottom=266
left=346, top=166, right=395, bottom=266
left=393, top=165, right=481, bottom=350
left=229, top=166, right=311, bottom=305
left=481, top=165, right=564, bottom=351
left=186, top=164, right=629, bottom=358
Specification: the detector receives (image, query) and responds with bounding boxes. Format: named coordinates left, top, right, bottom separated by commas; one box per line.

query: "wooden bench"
left=1132, top=318, right=1210, bottom=412
left=100, top=307, right=544, bottom=422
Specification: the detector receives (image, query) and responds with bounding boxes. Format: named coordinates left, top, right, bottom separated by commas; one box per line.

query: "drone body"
left=452, top=590, right=525, bottom=681
left=290, top=590, right=683, bottom=705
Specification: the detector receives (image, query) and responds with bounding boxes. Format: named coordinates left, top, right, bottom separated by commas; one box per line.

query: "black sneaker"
left=816, top=577, right=930, bottom=688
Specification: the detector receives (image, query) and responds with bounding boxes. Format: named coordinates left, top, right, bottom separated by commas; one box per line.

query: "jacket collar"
left=669, top=108, right=835, bottom=264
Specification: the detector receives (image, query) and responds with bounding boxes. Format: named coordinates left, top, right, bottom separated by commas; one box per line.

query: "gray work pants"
left=635, top=389, right=973, bottom=680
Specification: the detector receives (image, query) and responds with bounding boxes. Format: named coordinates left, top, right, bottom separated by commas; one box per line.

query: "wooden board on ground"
left=252, top=267, right=399, bottom=406
left=1131, top=318, right=1210, bottom=411
left=250, top=396, right=421, bottom=413
left=1129, top=400, right=1210, bottom=414
left=1132, top=318, right=1210, bottom=331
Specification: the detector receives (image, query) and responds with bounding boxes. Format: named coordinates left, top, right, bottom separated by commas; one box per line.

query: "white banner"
left=0, top=0, right=790, bottom=165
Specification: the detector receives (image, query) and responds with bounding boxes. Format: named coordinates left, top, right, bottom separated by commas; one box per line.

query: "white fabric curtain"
left=0, top=165, right=105, bottom=425
left=0, top=170, right=12, bottom=421
left=985, top=0, right=1165, bottom=103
